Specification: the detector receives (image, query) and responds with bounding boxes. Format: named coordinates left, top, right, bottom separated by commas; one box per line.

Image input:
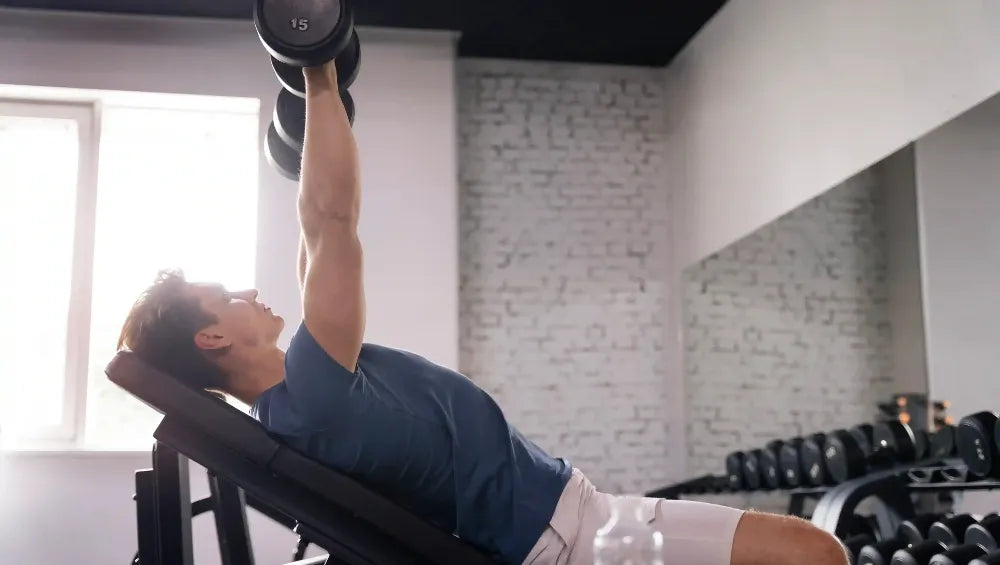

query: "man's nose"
left=233, top=289, right=259, bottom=302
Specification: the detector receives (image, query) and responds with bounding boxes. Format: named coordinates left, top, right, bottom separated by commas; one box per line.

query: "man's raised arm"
left=297, top=61, right=365, bottom=372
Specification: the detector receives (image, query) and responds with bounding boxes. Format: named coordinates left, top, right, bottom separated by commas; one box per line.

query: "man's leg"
left=564, top=493, right=744, bottom=565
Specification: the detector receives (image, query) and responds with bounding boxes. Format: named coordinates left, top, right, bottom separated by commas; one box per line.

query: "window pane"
left=0, top=115, right=79, bottom=437
left=84, top=103, right=259, bottom=449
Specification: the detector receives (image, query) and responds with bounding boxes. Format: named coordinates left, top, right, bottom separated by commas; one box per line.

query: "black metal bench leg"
left=153, top=441, right=194, bottom=565
left=135, top=469, right=161, bottom=565
left=209, top=472, right=255, bottom=565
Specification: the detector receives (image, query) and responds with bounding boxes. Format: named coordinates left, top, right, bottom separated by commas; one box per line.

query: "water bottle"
left=593, top=497, right=664, bottom=565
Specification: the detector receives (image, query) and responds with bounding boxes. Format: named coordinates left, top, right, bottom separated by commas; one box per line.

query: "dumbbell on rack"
left=823, top=420, right=956, bottom=485
left=956, top=412, right=1000, bottom=479
left=855, top=514, right=979, bottom=565
left=254, top=0, right=361, bottom=181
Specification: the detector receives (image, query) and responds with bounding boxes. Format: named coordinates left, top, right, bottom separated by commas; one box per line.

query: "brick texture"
left=683, top=167, right=892, bottom=485
left=457, top=60, right=671, bottom=494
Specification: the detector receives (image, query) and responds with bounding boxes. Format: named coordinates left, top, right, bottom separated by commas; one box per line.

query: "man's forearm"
left=300, top=63, right=361, bottom=230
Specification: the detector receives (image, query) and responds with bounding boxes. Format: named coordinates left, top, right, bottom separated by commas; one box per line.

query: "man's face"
left=188, top=283, right=284, bottom=353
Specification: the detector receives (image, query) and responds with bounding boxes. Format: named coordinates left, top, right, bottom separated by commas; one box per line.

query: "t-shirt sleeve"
left=278, top=321, right=366, bottom=431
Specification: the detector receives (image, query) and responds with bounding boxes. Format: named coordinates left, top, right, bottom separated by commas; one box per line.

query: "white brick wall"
left=457, top=59, right=671, bottom=494
left=683, top=167, right=893, bottom=481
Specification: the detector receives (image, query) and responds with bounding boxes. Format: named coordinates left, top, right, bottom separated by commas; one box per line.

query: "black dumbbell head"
left=711, top=475, right=730, bottom=493
left=843, top=534, right=875, bottom=565
left=929, top=544, right=987, bottom=565
left=725, top=451, right=746, bottom=491
left=274, top=88, right=306, bottom=152
left=336, top=29, right=361, bottom=90
left=801, top=434, right=831, bottom=486
left=760, top=440, right=784, bottom=489
left=966, top=515, right=1000, bottom=551
left=779, top=438, right=804, bottom=488
left=957, top=412, right=1000, bottom=478
left=930, top=425, right=958, bottom=459
left=742, top=449, right=763, bottom=491
left=874, top=420, right=918, bottom=462
left=853, top=424, right=876, bottom=457
left=971, top=551, right=1000, bottom=565
left=929, top=515, right=979, bottom=547
left=826, top=429, right=868, bottom=484
left=342, top=89, right=355, bottom=126
left=914, top=429, right=931, bottom=460
left=271, top=28, right=361, bottom=99
left=900, top=515, right=946, bottom=545
left=891, top=540, right=948, bottom=565
left=859, top=538, right=909, bottom=565
left=255, top=0, right=355, bottom=67
left=272, top=57, right=306, bottom=98
left=265, top=122, right=301, bottom=181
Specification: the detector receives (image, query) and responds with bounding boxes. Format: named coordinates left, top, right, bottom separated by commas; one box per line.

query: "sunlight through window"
left=84, top=104, right=260, bottom=449
left=0, top=89, right=259, bottom=450
left=0, top=114, right=79, bottom=439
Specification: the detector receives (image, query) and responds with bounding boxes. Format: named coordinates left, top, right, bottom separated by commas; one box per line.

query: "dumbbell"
left=956, top=412, right=1000, bottom=478
left=930, top=424, right=958, bottom=459
left=759, top=440, right=785, bottom=489
left=923, top=516, right=1000, bottom=565
left=254, top=0, right=355, bottom=68
left=889, top=515, right=981, bottom=565
left=841, top=515, right=881, bottom=564
left=779, top=436, right=818, bottom=488
left=265, top=89, right=354, bottom=181
left=825, top=421, right=923, bottom=484
left=725, top=451, right=747, bottom=491
left=858, top=515, right=970, bottom=565
left=272, top=29, right=361, bottom=98
left=857, top=515, right=941, bottom=565
left=274, top=87, right=356, bottom=152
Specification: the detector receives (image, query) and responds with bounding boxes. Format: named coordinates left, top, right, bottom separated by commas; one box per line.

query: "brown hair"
left=118, top=269, right=228, bottom=391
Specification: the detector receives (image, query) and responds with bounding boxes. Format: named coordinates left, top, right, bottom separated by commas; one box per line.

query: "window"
left=0, top=87, right=260, bottom=450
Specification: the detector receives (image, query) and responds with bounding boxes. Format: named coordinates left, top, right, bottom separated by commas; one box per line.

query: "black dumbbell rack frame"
left=649, top=459, right=1000, bottom=540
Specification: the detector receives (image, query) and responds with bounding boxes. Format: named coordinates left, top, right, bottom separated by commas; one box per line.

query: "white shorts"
left=523, top=468, right=745, bottom=565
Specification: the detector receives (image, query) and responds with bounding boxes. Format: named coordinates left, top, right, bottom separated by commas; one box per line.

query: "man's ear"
left=194, top=328, right=232, bottom=351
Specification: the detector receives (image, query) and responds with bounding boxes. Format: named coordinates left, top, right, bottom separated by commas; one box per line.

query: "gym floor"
left=2, top=2, right=1000, bottom=565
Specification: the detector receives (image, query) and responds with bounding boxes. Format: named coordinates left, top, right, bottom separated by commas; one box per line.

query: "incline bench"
left=106, top=351, right=497, bottom=565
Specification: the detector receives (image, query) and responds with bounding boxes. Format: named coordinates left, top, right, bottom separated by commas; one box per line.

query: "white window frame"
left=0, top=98, right=102, bottom=449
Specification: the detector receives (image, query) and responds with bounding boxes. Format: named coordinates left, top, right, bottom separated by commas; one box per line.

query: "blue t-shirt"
left=251, top=323, right=572, bottom=564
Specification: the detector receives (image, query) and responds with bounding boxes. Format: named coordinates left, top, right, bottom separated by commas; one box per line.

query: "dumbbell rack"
left=650, top=460, right=1000, bottom=541
left=812, top=460, right=1000, bottom=539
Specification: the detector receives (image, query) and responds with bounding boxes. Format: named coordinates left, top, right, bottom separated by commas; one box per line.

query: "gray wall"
left=666, top=0, right=1000, bottom=268
left=913, top=92, right=1000, bottom=514
left=457, top=59, right=675, bottom=494
left=882, top=145, right=929, bottom=397
left=915, top=93, right=1000, bottom=427
left=682, top=168, right=893, bottom=478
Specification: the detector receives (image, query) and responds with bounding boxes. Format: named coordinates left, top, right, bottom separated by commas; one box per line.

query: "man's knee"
left=731, top=511, right=848, bottom=565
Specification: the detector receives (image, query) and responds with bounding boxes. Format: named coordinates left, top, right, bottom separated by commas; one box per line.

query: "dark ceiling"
left=0, top=0, right=726, bottom=66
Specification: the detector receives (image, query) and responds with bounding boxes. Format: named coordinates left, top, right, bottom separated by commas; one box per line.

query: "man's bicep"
left=302, top=225, right=366, bottom=372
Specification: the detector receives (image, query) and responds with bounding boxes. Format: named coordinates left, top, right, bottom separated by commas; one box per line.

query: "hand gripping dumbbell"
left=254, top=0, right=361, bottom=181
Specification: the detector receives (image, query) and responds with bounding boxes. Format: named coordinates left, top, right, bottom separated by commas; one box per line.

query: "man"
left=117, top=60, right=847, bottom=565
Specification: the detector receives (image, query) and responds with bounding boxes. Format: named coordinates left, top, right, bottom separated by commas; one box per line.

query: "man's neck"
left=227, top=348, right=286, bottom=405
